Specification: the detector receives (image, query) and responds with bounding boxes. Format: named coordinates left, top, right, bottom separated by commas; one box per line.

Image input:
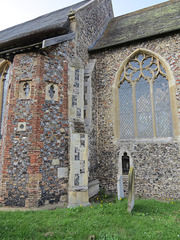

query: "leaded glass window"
left=119, top=81, right=134, bottom=139
left=118, top=53, right=173, bottom=139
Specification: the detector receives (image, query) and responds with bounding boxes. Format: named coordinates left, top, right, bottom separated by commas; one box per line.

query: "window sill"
left=115, top=136, right=178, bottom=145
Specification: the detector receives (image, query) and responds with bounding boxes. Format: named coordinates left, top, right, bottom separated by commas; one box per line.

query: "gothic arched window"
left=0, top=60, right=10, bottom=136
left=118, top=52, right=173, bottom=139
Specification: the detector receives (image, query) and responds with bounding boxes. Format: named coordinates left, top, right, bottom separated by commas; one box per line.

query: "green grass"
left=0, top=198, right=179, bottom=240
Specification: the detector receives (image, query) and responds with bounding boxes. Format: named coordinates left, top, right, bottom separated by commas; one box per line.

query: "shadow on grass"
left=132, top=198, right=175, bottom=216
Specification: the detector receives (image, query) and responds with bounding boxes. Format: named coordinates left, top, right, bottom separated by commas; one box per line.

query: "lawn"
left=0, top=197, right=179, bottom=240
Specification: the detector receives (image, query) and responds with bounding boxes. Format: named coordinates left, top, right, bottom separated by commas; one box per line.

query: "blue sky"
left=0, top=0, right=169, bottom=31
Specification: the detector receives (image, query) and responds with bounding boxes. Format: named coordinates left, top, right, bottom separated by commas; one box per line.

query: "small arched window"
left=122, top=152, right=130, bottom=175
left=118, top=51, right=173, bottom=139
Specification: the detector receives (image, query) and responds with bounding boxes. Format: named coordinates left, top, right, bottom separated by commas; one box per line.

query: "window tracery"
left=19, top=80, right=32, bottom=99
left=118, top=52, right=173, bottom=139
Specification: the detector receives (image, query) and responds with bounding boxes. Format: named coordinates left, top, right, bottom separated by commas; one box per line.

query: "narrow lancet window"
left=122, top=152, right=130, bottom=175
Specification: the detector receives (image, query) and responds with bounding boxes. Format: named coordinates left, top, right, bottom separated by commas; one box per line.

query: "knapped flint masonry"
left=0, top=0, right=179, bottom=208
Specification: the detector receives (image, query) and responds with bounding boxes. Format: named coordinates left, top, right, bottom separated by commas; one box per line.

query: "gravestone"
left=127, top=167, right=135, bottom=213
left=117, top=175, right=124, bottom=200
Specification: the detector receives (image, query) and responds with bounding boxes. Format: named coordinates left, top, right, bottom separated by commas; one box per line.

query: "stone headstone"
left=128, top=167, right=135, bottom=213
left=88, top=179, right=99, bottom=198
left=117, top=175, right=124, bottom=200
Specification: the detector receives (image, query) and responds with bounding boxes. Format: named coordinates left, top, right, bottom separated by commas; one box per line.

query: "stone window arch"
left=0, top=60, right=10, bottom=136
left=113, top=49, right=179, bottom=140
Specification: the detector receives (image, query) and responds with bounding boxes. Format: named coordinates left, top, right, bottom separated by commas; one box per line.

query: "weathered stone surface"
left=0, top=0, right=179, bottom=209
left=128, top=167, right=135, bottom=213
left=88, top=179, right=99, bottom=198
left=52, top=159, right=60, bottom=166
left=60, top=195, right=68, bottom=202
left=117, top=175, right=124, bottom=200
left=58, top=168, right=68, bottom=178
left=68, top=133, right=89, bottom=207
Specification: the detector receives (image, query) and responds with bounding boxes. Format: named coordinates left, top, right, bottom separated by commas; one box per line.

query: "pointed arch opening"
left=113, top=49, right=179, bottom=141
left=0, top=60, right=11, bottom=136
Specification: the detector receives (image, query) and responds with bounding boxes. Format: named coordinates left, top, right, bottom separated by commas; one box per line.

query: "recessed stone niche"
left=45, top=82, right=58, bottom=101
left=19, top=80, right=32, bottom=99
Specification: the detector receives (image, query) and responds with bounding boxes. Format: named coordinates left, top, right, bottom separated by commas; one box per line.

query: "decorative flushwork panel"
left=69, top=133, right=88, bottom=188
left=118, top=52, right=173, bottom=139
left=68, top=133, right=89, bottom=207
left=84, top=60, right=96, bottom=130
left=69, top=63, right=84, bottom=120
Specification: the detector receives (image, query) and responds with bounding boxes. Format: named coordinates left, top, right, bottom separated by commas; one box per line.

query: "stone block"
left=68, top=190, right=89, bottom=207
left=88, top=179, right=99, bottom=198
left=128, top=167, right=135, bottom=213
left=117, top=175, right=124, bottom=200
left=58, top=167, right=68, bottom=178
left=52, top=159, right=60, bottom=166
left=60, top=195, right=68, bottom=202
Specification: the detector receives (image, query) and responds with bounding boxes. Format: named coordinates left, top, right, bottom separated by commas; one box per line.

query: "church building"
left=0, top=0, right=179, bottom=207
